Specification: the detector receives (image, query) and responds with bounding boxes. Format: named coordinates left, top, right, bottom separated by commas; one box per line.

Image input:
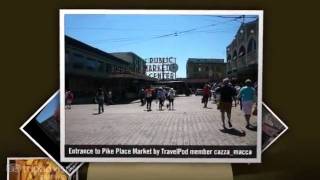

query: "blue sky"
left=36, top=93, right=59, bottom=123
left=65, top=14, right=257, bottom=78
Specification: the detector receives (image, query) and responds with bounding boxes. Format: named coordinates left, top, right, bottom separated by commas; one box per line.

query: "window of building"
left=72, top=62, right=84, bottom=69
left=238, top=46, right=246, bottom=57
left=113, top=65, right=120, bottom=73
left=105, top=63, right=112, bottom=73
left=112, top=66, right=115, bottom=73
left=232, top=50, right=237, bottom=60
left=247, top=39, right=257, bottom=53
left=85, top=58, right=99, bottom=71
left=73, top=53, right=83, bottom=58
left=97, top=61, right=104, bottom=72
left=227, top=54, right=231, bottom=62
left=193, top=66, right=198, bottom=72
left=119, top=66, right=123, bottom=73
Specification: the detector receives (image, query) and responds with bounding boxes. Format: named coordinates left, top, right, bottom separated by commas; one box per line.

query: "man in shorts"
left=238, top=79, right=256, bottom=128
left=216, top=78, right=237, bottom=129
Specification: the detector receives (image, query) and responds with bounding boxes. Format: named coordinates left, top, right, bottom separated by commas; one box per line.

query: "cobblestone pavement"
left=65, top=95, right=257, bottom=146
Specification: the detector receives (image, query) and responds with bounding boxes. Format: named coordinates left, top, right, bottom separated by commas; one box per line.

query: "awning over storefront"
left=185, top=78, right=209, bottom=83
left=67, top=70, right=158, bottom=81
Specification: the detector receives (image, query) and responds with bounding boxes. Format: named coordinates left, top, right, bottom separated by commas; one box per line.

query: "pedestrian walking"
left=215, top=78, right=237, bottom=129
left=238, top=79, right=257, bottom=129
left=202, top=84, right=210, bottom=108
left=167, top=88, right=175, bottom=110
left=213, top=83, right=222, bottom=104
left=65, top=90, right=74, bottom=109
left=157, top=87, right=166, bottom=111
left=234, top=85, right=241, bottom=107
left=138, top=88, right=145, bottom=106
left=145, top=87, right=153, bottom=111
left=107, top=91, right=113, bottom=105
left=228, top=82, right=237, bottom=107
left=96, top=88, right=105, bottom=114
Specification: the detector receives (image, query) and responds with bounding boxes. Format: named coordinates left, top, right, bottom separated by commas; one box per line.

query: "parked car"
left=195, top=88, right=204, bottom=96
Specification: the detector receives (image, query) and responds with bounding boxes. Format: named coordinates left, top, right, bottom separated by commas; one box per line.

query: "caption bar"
left=65, top=145, right=256, bottom=158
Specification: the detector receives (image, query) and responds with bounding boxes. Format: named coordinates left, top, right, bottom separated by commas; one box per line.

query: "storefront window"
left=85, top=58, right=99, bottom=71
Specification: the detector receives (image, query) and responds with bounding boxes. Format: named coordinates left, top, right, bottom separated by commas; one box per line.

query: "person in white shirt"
left=167, top=88, right=176, bottom=110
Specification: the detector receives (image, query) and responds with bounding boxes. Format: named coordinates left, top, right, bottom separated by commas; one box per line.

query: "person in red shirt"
left=202, top=84, right=210, bottom=108
left=145, top=87, right=153, bottom=111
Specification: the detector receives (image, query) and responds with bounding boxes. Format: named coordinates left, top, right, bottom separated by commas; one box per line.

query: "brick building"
left=226, top=19, right=259, bottom=83
left=186, top=58, right=226, bottom=89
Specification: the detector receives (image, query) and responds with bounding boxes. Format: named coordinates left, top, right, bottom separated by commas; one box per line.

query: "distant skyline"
left=65, top=14, right=258, bottom=78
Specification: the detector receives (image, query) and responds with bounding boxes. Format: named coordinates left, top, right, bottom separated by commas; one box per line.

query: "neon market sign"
left=145, top=57, right=178, bottom=80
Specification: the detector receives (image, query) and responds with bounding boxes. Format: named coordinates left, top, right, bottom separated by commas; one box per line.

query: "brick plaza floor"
left=65, top=95, right=257, bottom=146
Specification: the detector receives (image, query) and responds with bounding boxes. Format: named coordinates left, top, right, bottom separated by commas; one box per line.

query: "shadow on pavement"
left=220, top=128, right=246, bottom=137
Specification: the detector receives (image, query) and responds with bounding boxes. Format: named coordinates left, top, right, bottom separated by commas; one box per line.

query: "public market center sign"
left=145, top=57, right=178, bottom=80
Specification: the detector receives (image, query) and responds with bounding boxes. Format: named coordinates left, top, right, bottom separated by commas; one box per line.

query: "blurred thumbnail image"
left=35, top=93, right=60, bottom=144
left=8, top=158, right=68, bottom=180
left=262, top=104, right=288, bottom=150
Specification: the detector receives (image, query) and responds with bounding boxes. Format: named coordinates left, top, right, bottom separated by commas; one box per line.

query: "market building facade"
left=65, top=36, right=156, bottom=104
left=111, top=52, right=147, bottom=75
left=226, top=19, right=258, bottom=83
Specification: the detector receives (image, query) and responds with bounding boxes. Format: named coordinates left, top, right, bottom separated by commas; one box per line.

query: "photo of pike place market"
left=62, top=13, right=262, bottom=162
